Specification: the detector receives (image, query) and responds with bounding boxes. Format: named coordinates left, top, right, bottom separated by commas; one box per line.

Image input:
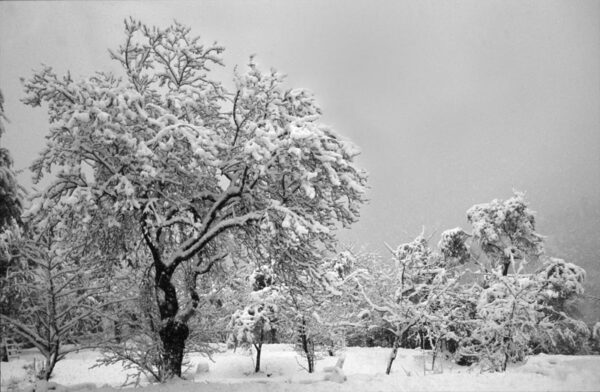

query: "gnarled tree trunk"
left=155, top=266, right=189, bottom=378
left=159, top=320, right=189, bottom=378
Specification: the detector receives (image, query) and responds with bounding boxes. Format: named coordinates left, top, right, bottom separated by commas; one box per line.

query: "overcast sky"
left=1, top=1, right=598, bottom=251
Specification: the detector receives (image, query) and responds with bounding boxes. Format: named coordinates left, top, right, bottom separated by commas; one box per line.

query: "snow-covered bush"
left=532, top=257, right=589, bottom=355
left=438, top=227, right=470, bottom=265
left=537, top=318, right=590, bottom=355
left=537, top=257, right=586, bottom=304
left=468, top=277, right=541, bottom=371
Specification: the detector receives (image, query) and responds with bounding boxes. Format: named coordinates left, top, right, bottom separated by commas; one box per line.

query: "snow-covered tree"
left=242, top=260, right=327, bottom=374
left=0, top=89, right=26, bottom=362
left=228, top=285, right=280, bottom=373
left=0, top=213, right=115, bottom=380
left=537, top=257, right=586, bottom=308
left=352, top=233, right=464, bottom=374
left=0, top=89, right=22, bottom=229
left=468, top=276, right=541, bottom=371
left=22, top=18, right=367, bottom=378
left=465, top=191, right=544, bottom=276
left=351, top=193, right=589, bottom=373
left=277, top=248, right=360, bottom=373
left=533, top=257, right=589, bottom=355
left=314, top=250, right=365, bottom=353
left=437, top=192, right=589, bottom=370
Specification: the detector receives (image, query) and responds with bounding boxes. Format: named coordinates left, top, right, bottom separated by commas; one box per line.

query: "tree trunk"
left=114, top=319, right=122, bottom=344
left=299, top=318, right=315, bottom=373
left=254, top=343, right=262, bottom=373
left=0, top=342, right=8, bottom=362
left=43, top=355, right=58, bottom=381
left=386, top=337, right=400, bottom=375
left=155, top=265, right=189, bottom=379
left=307, top=353, right=314, bottom=373
left=502, top=261, right=510, bottom=276
left=159, top=320, right=189, bottom=378
left=43, top=342, right=60, bottom=381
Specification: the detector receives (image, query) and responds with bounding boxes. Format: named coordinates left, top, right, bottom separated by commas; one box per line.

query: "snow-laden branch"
left=0, top=314, right=50, bottom=354
left=173, top=210, right=263, bottom=266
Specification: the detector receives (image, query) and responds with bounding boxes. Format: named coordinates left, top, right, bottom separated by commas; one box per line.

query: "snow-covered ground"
left=2, top=344, right=599, bottom=392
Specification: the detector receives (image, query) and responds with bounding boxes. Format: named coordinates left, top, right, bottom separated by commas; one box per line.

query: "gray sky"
left=1, top=1, right=599, bottom=251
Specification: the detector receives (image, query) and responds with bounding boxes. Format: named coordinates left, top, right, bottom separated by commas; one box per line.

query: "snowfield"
left=2, top=344, right=599, bottom=392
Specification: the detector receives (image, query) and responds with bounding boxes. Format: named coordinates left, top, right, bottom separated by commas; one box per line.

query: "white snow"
left=2, top=345, right=599, bottom=392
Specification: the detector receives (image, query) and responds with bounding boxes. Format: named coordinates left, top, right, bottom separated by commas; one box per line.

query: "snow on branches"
left=228, top=284, right=281, bottom=373
left=21, top=18, right=367, bottom=377
left=0, top=90, right=23, bottom=229
left=466, top=192, right=544, bottom=275
left=438, top=227, right=470, bottom=265
left=343, top=192, right=590, bottom=374
left=22, top=17, right=367, bottom=274
left=538, top=257, right=586, bottom=301
left=228, top=297, right=279, bottom=351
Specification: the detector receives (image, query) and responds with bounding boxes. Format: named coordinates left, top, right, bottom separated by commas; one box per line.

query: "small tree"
left=287, top=293, right=318, bottom=373
left=353, top=233, right=465, bottom=374
left=279, top=250, right=353, bottom=374
left=228, top=287, right=280, bottom=373
left=471, top=276, right=541, bottom=371
left=0, top=225, right=112, bottom=380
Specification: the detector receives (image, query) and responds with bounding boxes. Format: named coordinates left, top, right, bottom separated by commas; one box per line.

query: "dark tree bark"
left=254, top=343, right=262, bottom=373
left=299, top=318, right=315, bottom=373
left=114, top=320, right=122, bottom=344
left=502, top=260, right=510, bottom=276
left=253, top=326, right=265, bottom=372
left=159, top=320, right=189, bottom=378
left=154, top=262, right=190, bottom=378
left=269, top=328, right=278, bottom=343
left=43, top=352, right=58, bottom=381
left=1, top=343, right=8, bottom=362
